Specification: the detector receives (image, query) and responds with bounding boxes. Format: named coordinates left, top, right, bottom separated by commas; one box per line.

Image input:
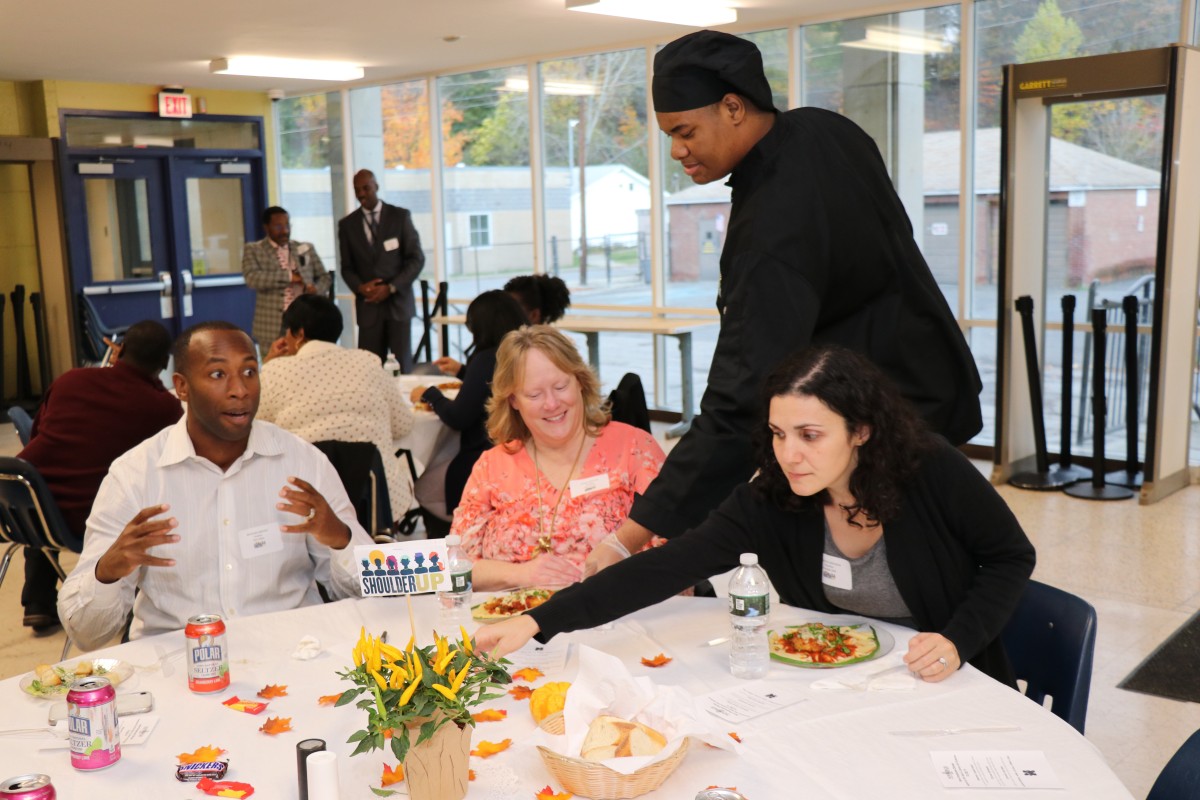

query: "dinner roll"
left=580, top=714, right=667, bottom=760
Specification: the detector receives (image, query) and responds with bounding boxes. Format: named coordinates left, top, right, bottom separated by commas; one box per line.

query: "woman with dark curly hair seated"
left=504, top=274, right=571, bottom=324
left=474, top=345, right=1035, bottom=687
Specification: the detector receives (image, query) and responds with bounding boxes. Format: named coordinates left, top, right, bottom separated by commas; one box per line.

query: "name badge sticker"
left=821, top=553, right=853, bottom=590
left=237, top=524, right=284, bottom=559
left=383, top=237, right=400, bottom=252
left=569, top=473, right=610, bottom=498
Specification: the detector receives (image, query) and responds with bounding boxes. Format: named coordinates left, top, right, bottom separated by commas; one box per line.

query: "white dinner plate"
left=767, top=620, right=895, bottom=669
left=20, top=658, right=135, bottom=699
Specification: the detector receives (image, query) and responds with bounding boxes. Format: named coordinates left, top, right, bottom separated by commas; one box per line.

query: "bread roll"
left=35, top=664, right=60, bottom=686
left=580, top=714, right=667, bottom=760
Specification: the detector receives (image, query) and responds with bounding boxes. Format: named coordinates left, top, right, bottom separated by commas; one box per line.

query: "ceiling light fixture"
left=502, top=77, right=598, bottom=96
left=841, top=26, right=951, bottom=56
left=565, top=0, right=736, bottom=28
left=209, top=57, right=364, bottom=81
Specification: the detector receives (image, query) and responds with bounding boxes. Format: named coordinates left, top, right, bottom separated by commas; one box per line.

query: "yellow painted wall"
left=0, top=161, right=45, bottom=397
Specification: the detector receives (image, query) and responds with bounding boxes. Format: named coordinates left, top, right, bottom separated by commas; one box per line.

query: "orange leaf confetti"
left=508, top=685, right=534, bottom=700
left=470, top=738, right=512, bottom=758
left=535, top=786, right=573, bottom=800
left=512, top=667, right=545, bottom=682
left=705, top=788, right=739, bottom=793
left=177, top=745, right=227, bottom=764
left=381, top=763, right=404, bottom=787
left=728, top=732, right=743, bottom=743
left=259, top=716, right=293, bottom=735
left=257, top=684, right=288, bottom=699
left=469, top=770, right=476, bottom=781
left=472, top=709, right=507, bottom=722
left=317, top=694, right=342, bottom=706
left=640, top=653, right=672, bottom=667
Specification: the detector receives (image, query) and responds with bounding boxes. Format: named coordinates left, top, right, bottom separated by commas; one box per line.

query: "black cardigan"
left=421, top=346, right=497, bottom=511
left=530, top=437, right=1035, bottom=687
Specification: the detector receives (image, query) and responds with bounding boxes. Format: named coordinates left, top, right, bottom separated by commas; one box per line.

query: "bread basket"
left=536, top=736, right=690, bottom=799
left=538, top=710, right=566, bottom=735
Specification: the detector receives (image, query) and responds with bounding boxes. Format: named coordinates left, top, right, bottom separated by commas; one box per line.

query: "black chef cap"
left=652, top=30, right=775, bottom=113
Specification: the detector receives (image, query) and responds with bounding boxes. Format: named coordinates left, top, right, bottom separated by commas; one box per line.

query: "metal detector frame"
left=994, top=45, right=1200, bottom=504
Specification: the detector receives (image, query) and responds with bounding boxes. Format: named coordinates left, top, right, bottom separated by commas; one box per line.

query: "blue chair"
left=1148, top=728, right=1200, bottom=800
left=77, top=292, right=129, bottom=366
left=1001, top=580, right=1097, bottom=734
left=7, top=406, right=33, bottom=446
left=0, top=457, right=85, bottom=659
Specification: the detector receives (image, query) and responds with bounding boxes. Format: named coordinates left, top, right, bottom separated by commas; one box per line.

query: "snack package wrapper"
left=533, top=645, right=739, bottom=775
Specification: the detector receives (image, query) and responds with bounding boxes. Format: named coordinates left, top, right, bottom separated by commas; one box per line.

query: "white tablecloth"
left=0, top=595, right=1132, bottom=799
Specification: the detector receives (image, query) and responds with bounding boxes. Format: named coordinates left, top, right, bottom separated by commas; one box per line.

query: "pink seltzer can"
left=0, top=774, right=56, bottom=799
left=67, top=677, right=121, bottom=770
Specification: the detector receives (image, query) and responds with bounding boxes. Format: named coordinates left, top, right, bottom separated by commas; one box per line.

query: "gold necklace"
left=532, top=431, right=588, bottom=554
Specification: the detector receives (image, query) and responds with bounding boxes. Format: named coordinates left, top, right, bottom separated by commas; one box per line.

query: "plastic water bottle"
left=728, top=553, right=770, bottom=679
left=383, top=353, right=401, bottom=377
left=439, top=534, right=473, bottom=626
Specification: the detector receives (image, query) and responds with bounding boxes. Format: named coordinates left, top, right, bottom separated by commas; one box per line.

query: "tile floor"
left=0, top=419, right=1196, bottom=798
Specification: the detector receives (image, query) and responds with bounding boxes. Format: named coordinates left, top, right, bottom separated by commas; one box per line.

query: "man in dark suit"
left=337, top=169, right=425, bottom=371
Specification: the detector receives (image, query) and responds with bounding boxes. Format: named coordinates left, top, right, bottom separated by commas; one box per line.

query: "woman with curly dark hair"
left=505, top=274, right=571, bottom=324
left=474, top=345, right=1035, bottom=687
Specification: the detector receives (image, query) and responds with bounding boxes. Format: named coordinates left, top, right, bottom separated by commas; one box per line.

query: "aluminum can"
left=67, top=677, right=120, bottom=771
left=186, top=613, right=230, bottom=692
left=0, top=774, right=56, bottom=799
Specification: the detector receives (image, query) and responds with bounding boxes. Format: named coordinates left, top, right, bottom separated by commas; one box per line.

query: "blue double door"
left=63, top=152, right=266, bottom=339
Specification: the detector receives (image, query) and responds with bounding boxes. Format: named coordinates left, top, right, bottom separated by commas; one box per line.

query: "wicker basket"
left=538, top=711, right=566, bottom=735
left=536, top=737, right=690, bottom=799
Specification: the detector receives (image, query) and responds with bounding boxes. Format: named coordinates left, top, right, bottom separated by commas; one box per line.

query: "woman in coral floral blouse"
left=451, top=326, right=665, bottom=590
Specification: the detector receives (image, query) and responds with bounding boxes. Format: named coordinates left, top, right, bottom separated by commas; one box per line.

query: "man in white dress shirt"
left=59, top=322, right=373, bottom=651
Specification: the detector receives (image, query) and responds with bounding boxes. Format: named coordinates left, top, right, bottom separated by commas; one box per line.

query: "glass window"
left=437, top=67, right=533, bottom=297
left=278, top=93, right=338, bottom=272
left=185, top=178, right=245, bottom=276
left=539, top=49, right=650, bottom=307
left=83, top=178, right=154, bottom=281
left=64, top=116, right=259, bottom=150
left=469, top=213, right=492, bottom=248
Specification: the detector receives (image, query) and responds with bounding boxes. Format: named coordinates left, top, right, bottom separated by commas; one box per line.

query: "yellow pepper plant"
left=338, top=626, right=511, bottom=763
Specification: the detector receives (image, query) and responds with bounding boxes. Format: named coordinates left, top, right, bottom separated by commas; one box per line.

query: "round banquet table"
left=394, top=374, right=461, bottom=477
left=0, top=594, right=1132, bottom=799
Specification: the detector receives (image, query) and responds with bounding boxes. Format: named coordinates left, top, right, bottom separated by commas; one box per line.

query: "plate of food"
left=472, top=588, right=555, bottom=622
left=20, top=658, right=134, bottom=699
left=768, top=621, right=894, bottom=668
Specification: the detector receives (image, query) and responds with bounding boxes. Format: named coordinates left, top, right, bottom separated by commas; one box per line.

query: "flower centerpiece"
left=338, top=626, right=511, bottom=800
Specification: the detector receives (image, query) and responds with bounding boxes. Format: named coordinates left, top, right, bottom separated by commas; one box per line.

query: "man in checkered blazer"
left=241, top=206, right=332, bottom=349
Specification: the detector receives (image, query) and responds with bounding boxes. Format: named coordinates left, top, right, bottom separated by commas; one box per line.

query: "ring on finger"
left=936, top=656, right=948, bottom=671
left=305, top=506, right=317, bottom=522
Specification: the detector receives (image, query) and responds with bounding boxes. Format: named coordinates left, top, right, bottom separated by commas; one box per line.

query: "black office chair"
left=76, top=292, right=129, bottom=367
left=607, top=372, right=652, bottom=433
left=0, top=457, right=85, bottom=659
left=1148, top=728, right=1200, bottom=800
left=1001, top=580, right=1098, bottom=734
left=312, top=441, right=393, bottom=541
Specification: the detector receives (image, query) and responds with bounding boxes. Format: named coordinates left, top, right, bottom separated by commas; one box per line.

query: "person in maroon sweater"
left=19, top=320, right=182, bottom=632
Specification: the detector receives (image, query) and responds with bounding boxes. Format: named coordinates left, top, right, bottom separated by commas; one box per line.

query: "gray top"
left=822, top=520, right=916, bottom=628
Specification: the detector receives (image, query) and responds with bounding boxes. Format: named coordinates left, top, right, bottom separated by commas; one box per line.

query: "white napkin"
left=291, top=635, right=322, bottom=660
left=810, top=657, right=917, bottom=692
left=536, top=645, right=738, bottom=776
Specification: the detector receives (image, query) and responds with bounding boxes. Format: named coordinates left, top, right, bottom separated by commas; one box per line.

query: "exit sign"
left=158, top=92, right=193, bottom=118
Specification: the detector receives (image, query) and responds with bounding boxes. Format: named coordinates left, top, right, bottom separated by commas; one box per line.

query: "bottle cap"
left=739, top=553, right=758, bottom=566
left=446, top=534, right=461, bottom=546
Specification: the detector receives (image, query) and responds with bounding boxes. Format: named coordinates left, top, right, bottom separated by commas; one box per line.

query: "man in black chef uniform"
left=586, top=29, right=983, bottom=573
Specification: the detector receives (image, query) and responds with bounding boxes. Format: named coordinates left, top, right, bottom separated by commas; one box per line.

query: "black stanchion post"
left=1066, top=307, right=1133, bottom=500
left=9, top=285, right=31, bottom=401
left=1010, top=296, right=1072, bottom=489
left=30, top=292, right=51, bottom=397
left=1049, top=294, right=1090, bottom=484
left=1107, top=295, right=1143, bottom=489
left=0, top=294, right=6, bottom=404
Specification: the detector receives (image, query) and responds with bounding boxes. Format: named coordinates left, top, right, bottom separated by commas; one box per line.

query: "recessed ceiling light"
left=565, top=0, right=737, bottom=27
left=209, top=56, right=364, bottom=81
